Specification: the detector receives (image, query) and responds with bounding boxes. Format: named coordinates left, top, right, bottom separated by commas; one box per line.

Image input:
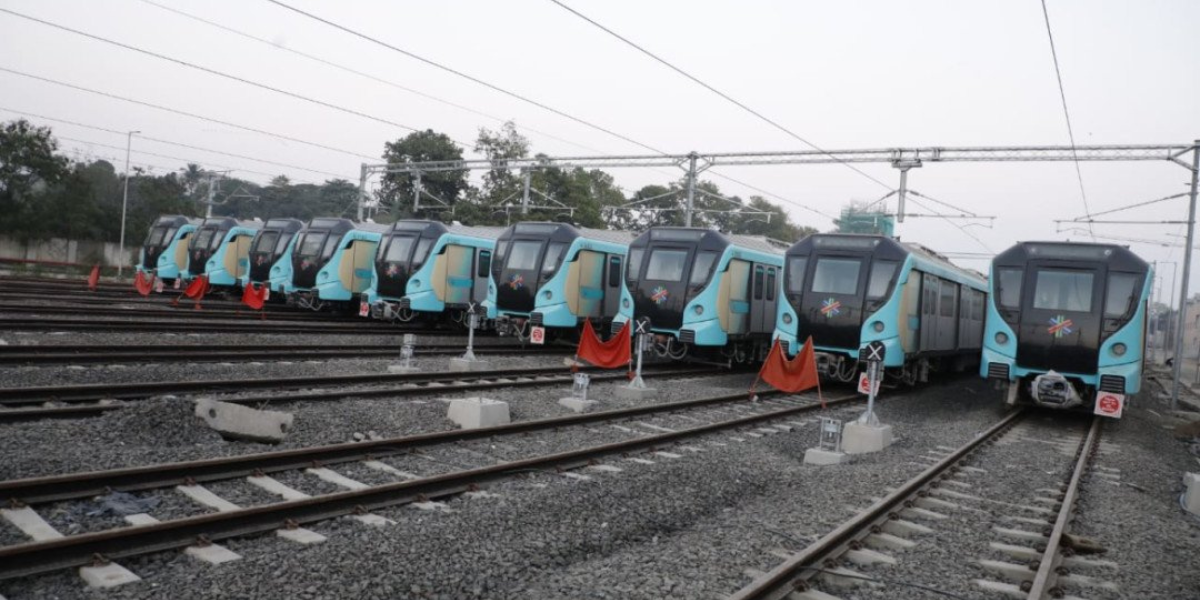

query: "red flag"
left=574, top=319, right=631, bottom=370
left=241, top=282, right=268, bottom=310
left=86, top=264, right=100, bottom=291
left=751, top=337, right=822, bottom=404
left=183, top=275, right=209, bottom=300
left=134, top=271, right=154, bottom=296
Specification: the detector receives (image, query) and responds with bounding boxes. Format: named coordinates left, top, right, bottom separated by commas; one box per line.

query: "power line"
left=0, top=66, right=376, bottom=161
left=135, top=0, right=607, bottom=156
left=906, top=195, right=993, bottom=253
left=0, top=106, right=354, bottom=180
left=0, top=8, right=476, bottom=148
left=1070, top=192, right=1188, bottom=221
left=1039, top=0, right=1094, bottom=240
left=546, top=0, right=895, bottom=192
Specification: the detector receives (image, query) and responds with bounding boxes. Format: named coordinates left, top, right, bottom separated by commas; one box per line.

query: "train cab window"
left=146, top=226, right=168, bottom=247
left=867, top=260, right=898, bottom=299
left=811, top=258, right=860, bottom=295
left=506, top=240, right=543, bottom=271
left=494, top=241, right=509, bottom=267
left=542, top=242, right=567, bottom=274
left=689, top=251, right=717, bottom=286
left=383, top=237, right=416, bottom=264
left=163, top=228, right=178, bottom=245
left=320, top=235, right=341, bottom=259
left=296, top=233, right=325, bottom=257
left=477, top=250, right=492, bottom=278
left=1033, top=269, right=1094, bottom=312
left=645, top=249, right=689, bottom=282
left=253, top=232, right=280, bottom=254
left=997, top=268, right=1023, bottom=309
left=193, top=228, right=215, bottom=250
left=412, top=238, right=434, bottom=268
left=608, top=256, right=621, bottom=287
left=626, top=249, right=644, bottom=281
left=274, top=233, right=293, bottom=256
left=786, top=257, right=808, bottom=294
left=753, top=266, right=765, bottom=300
left=1104, top=273, right=1139, bottom=318
left=766, top=268, right=777, bottom=301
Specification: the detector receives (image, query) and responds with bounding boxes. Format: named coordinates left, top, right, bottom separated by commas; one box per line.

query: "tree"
left=0, top=119, right=70, bottom=240
left=474, top=121, right=530, bottom=210
left=379, top=130, right=466, bottom=218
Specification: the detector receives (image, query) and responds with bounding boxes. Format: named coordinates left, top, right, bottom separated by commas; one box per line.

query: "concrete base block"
left=842, top=422, right=894, bottom=454
left=276, top=527, right=326, bottom=545
left=804, top=447, right=849, bottom=465
left=448, top=357, right=490, bottom=372
left=1184, top=472, right=1200, bottom=516
left=386, top=364, right=420, bottom=374
left=79, top=563, right=141, bottom=588
left=446, top=397, right=510, bottom=429
left=195, top=398, right=292, bottom=444
left=185, top=544, right=242, bottom=564
left=613, top=385, right=658, bottom=401
left=558, top=397, right=598, bottom=413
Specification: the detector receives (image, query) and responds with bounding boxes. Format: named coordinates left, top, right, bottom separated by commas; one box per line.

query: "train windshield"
left=626, top=249, right=644, bottom=281
left=506, top=241, right=543, bottom=270
left=542, top=242, right=567, bottom=274
left=412, top=238, right=434, bottom=268
left=295, top=232, right=327, bottom=258
left=275, top=233, right=293, bottom=255
left=145, top=226, right=168, bottom=247
left=867, top=261, right=898, bottom=299
left=1033, top=269, right=1094, bottom=312
left=1104, top=273, right=1140, bottom=318
left=192, top=228, right=216, bottom=251
left=644, top=249, right=688, bottom=282
left=811, top=257, right=861, bottom=295
left=208, top=231, right=226, bottom=251
left=253, top=231, right=280, bottom=254
left=786, top=257, right=808, bottom=293
left=382, top=236, right=416, bottom=263
left=320, top=235, right=341, bottom=260
left=689, top=251, right=717, bottom=285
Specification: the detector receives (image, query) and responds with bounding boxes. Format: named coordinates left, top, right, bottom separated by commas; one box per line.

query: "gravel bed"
left=0, top=330, right=468, bottom=347
left=0, top=377, right=1011, bottom=600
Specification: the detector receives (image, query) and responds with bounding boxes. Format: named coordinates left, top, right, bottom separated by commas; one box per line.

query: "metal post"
left=896, top=168, right=909, bottom=224
left=859, top=360, right=881, bottom=426
left=1150, top=266, right=1159, bottom=364
left=117, top=130, right=138, bottom=278
left=357, top=164, right=367, bottom=221
left=412, top=170, right=422, bottom=214
left=1166, top=261, right=1178, bottom=365
left=1171, top=140, right=1200, bottom=409
left=204, top=172, right=218, bottom=218
left=521, top=169, right=531, bottom=215
left=629, top=329, right=647, bottom=389
left=684, top=152, right=697, bottom=228
left=462, top=304, right=477, bottom=362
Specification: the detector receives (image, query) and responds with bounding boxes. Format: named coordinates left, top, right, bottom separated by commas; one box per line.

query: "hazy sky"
left=2, top=0, right=1198, bottom=309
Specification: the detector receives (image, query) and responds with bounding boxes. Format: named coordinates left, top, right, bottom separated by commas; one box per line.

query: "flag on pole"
left=573, top=319, right=632, bottom=371
left=86, top=264, right=100, bottom=291
left=750, top=337, right=823, bottom=406
left=241, top=282, right=268, bottom=310
left=134, top=270, right=155, bottom=296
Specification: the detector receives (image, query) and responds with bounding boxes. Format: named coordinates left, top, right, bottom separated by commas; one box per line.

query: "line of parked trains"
left=137, top=214, right=1152, bottom=416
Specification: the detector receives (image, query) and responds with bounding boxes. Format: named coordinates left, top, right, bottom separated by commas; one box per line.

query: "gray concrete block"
left=558, top=397, right=598, bottom=413
left=446, top=397, right=510, bottom=429
left=195, top=398, right=293, bottom=444
left=804, top=447, right=849, bottom=465
left=613, top=385, right=658, bottom=400
left=448, top=357, right=491, bottom=372
left=79, top=563, right=141, bottom=588
left=1184, top=472, right=1200, bottom=516
left=842, top=422, right=894, bottom=454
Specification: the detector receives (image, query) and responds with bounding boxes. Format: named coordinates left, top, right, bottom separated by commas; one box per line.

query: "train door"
left=957, top=287, right=972, bottom=350
left=567, top=249, right=605, bottom=318
left=225, top=234, right=254, bottom=280
left=439, top=244, right=475, bottom=306
left=754, top=265, right=779, bottom=334
left=718, top=259, right=752, bottom=335
left=936, top=279, right=958, bottom=351
left=920, top=272, right=938, bottom=351
left=602, top=254, right=622, bottom=318
left=174, top=231, right=192, bottom=275
left=340, top=237, right=379, bottom=294
left=471, top=249, right=491, bottom=305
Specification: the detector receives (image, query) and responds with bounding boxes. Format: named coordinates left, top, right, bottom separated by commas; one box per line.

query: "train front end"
left=137, top=215, right=197, bottom=286
left=248, top=218, right=304, bottom=298
left=982, top=242, right=1151, bottom=414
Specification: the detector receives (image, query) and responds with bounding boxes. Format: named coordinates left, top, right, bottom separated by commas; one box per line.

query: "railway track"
left=0, top=302, right=365, bottom=323
left=731, top=411, right=1105, bottom=600
left=0, top=342, right=544, bottom=365
left=0, top=388, right=858, bottom=581
left=0, top=316, right=445, bottom=335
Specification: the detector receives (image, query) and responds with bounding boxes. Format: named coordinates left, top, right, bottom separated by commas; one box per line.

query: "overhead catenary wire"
left=1039, top=0, right=1095, bottom=240
left=1069, top=192, right=1189, bottom=221
left=906, top=195, right=993, bottom=253
left=0, top=66, right=376, bottom=161
left=0, top=8, right=475, bottom=149
left=0, top=107, right=354, bottom=181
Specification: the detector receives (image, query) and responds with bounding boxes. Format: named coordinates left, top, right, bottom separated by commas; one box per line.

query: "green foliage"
left=379, top=129, right=466, bottom=219
left=0, top=119, right=71, bottom=241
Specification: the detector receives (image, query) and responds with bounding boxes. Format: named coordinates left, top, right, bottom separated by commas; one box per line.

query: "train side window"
left=939, top=281, right=956, bottom=317
left=766, top=268, right=776, bottom=301
left=626, top=249, right=644, bottom=282
left=786, top=257, right=808, bottom=294
left=753, top=265, right=765, bottom=300
left=542, top=242, right=567, bottom=273
left=275, top=233, right=292, bottom=256
left=321, top=235, right=341, bottom=259
left=1033, top=269, right=1094, bottom=312
left=477, top=250, right=492, bottom=278
left=1104, top=273, right=1139, bottom=318
left=997, top=268, right=1023, bottom=309
left=494, top=241, right=509, bottom=267
left=608, top=256, right=622, bottom=288
left=689, top=252, right=717, bottom=286
left=867, top=260, right=898, bottom=299
left=412, top=238, right=434, bottom=268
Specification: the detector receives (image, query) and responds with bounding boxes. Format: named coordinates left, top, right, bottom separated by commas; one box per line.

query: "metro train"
left=363, top=220, right=503, bottom=325
left=981, top=242, right=1151, bottom=413
left=487, top=222, right=634, bottom=340
left=184, top=217, right=262, bottom=289
left=614, top=227, right=788, bottom=363
left=247, top=218, right=305, bottom=299
left=137, top=215, right=200, bottom=287
left=774, top=234, right=988, bottom=383
left=287, top=218, right=388, bottom=312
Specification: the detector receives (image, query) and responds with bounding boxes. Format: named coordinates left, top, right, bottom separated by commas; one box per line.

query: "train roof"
left=388, top=220, right=506, bottom=241
left=261, top=218, right=305, bottom=233
left=502, top=222, right=635, bottom=246
left=153, top=215, right=200, bottom=228
left=198, top=216, right=259, bottom=230
left=791, top=233, right=986, bottom=286
left=634, top=227, right=787, bottom=255
left=994, top=241, right=1150, bottom=272
left=305, top=218, right=389, bottom=235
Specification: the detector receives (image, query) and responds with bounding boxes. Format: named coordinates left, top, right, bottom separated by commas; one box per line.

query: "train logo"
left=508, top=273, right=525, bottom=290
left=651, top=285, right=669, bottom=305
left=820, top=298, right=842, bottom=318
left=254, top=254, right=266, bottom=266
left=300, top=259, right=313, bottom=270
left=385, top=263, right=401, bottom=278
left=1048, top=315, right=1074, bottom=338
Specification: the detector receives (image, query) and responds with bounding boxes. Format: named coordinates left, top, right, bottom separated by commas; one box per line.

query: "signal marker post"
left=614, top=319, right=658, bottom=401
left=449, top=304, right=491, bottom=372
left=388, top=333, right=420, bottom=374
left=842, top=341, right=895, bottom=454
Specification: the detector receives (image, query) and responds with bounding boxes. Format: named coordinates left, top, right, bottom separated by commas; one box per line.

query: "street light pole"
left=117, top=130, right=140, bottom=278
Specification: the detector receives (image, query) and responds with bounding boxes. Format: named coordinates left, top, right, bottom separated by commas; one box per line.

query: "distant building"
left=834, top=204, right=894, bottom=236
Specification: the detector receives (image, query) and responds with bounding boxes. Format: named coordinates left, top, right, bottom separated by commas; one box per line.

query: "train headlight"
left=411, top=279, right=421, bottom=288
left=693, top=305, right=704, bottom=316
left=318, top=272, right=328, bottom=281
left=1111, top=343, right=1127, bottom=357
left=542, top=290, right=553, bottom=300
left=995, top=332, right=1008, bottom=345
left=782, top=313, right=793, bottom=325
left=488, top=284, right=495, bottom=294
left=871, top=321, right=884, bottom=333
left=622, top=298, right=630, bottom=309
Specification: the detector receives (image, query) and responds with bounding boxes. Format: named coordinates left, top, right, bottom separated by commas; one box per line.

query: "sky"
left=1, top=0, right=1198, bottom=310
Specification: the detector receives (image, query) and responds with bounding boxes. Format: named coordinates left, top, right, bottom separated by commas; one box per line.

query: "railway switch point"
left=842, top=421, right=895, bottom=454
left=195, top=398, right=293, bottom=444
left=448, top=357, right=491, bottom=372
left=79, top=563, right=141, bottom=589
left=1184, top=472, right=1200, bottom=516
left=446, top=397, right=510, bottom=429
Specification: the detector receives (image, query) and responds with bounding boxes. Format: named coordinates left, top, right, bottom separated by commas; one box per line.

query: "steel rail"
left=1025, top=416, right=1102, bottom=600
left=729, top=409, right=1028, bottom=600
left=0, top=317, right=438, bottom=335
left=0, top=392, right=857, bottom=580
left=0, top=344, right=558, bottom=365
left=0, top=303, right=361, bottom=323
left=0, top=367, right=701, bottom=423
